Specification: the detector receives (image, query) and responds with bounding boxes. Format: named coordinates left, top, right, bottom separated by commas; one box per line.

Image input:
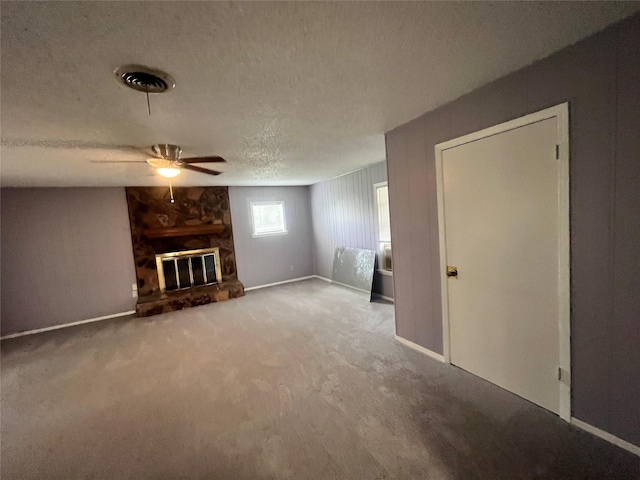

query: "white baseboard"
left=373, top=293, right=394, bottom=303
left=0, top=310, right=136, bottom=341
left=395, top=335, right=445, bottom=363
left=330, top=279, right=371, bottom=295
left=244, top=275, right=316, bottom=291
left=314, top=276, right=392, bottom=301
left=570, top=417, right=640, bottom=457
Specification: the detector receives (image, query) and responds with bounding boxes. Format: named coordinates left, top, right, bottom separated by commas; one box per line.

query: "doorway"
left=435, top=104, right=570, bottom=420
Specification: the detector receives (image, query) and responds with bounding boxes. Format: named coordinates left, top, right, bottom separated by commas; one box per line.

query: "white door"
left=440, top=116, right=565, bottom=415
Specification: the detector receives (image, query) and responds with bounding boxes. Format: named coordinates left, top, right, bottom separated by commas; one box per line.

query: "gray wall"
left=229, top=186, right=314, bottom=289
left=385, top=14, right=639, bottom=446
left=1, top=188, right=136, bottom=336
left=310, top=162, right=393, bottom=299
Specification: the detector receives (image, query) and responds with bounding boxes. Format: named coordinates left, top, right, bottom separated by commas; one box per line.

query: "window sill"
left=377, top=269, right=393, bottom=277
left=252, top=230, right=288, bottom=238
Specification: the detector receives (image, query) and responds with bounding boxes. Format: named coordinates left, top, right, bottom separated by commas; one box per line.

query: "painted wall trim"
left=373, top=293, right=394, bottom=303
left=395, top=335, right=445, bottom=363
left=314, top=276, right=388, bottom=300
left=330, top=279, right=371, bottom=295
left=0, top=310, right=136, bottom=341
left=244, top=275, right=316, bottom=291
left=571, top=417, right=640, bottom=457
left=434, top=103, right=571, bottom=422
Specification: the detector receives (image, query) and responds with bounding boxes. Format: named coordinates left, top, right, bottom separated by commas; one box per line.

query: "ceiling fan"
left=91, top=143, right=226, bottom=203
left=1, top=139, right=227, bottom=177
left=94, top=143, right=226, bottom=178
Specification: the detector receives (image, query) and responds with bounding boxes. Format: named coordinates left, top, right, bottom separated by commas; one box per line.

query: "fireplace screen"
left=155, top=247, right=222, bottom=293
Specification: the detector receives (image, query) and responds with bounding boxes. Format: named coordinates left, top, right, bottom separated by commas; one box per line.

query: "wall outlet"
left=290, top=265, right=294, bottom=272
left=132, top=283, right=138, bottom=298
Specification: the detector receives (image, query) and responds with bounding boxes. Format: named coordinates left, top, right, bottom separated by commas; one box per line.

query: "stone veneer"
left=125, top=186, right=244, bottom=315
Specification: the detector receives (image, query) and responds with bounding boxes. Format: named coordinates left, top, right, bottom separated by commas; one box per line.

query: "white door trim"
left=434, top=103, right=571, bottom=421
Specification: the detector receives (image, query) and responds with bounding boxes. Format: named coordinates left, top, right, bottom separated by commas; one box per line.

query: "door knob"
left=447, top=266, right=458, bottom=278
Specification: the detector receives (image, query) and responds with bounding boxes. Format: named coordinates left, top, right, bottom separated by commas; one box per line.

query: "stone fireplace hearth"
left=126, top=186, right=244, bottom=316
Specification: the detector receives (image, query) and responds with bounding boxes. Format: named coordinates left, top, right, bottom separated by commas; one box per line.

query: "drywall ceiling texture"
left=1, top=2, right=639, bottom=187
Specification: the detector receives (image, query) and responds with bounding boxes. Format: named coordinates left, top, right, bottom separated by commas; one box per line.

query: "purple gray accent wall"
left=385, top=14, right=640, bottom=446
left=310, top=162, right=393, bottom=299
left=229, top=186, right=314, bottom=289
left=0, top=188, right=136, bottom=336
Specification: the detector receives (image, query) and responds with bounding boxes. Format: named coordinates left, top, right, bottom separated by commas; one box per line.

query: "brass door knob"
left=447, top=266, right=458, bottom=278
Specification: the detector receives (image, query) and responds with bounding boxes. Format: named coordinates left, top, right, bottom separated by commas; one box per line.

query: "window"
left=251, top=201, right=287, bottom=237
left=374, top=182, right=392, bottom=272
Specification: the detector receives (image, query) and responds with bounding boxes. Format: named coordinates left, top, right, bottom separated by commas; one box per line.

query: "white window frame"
left=374, top=181, right=392, bottom=275
left=250, top=200, right=288, bottom=238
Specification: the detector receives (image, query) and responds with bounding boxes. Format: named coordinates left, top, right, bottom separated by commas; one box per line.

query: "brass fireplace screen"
left=155, top=247, right=222, bottom=293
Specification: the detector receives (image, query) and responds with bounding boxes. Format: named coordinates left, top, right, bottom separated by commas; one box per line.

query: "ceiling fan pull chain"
left=145, top=86, right=151, bottom=116
left=169, top=179, right=175, bottom=204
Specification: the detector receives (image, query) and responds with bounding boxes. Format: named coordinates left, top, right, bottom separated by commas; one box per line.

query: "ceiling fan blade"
left=182, top=156, right=227, bottom=164
left=183, top=164, right=222, bottom=176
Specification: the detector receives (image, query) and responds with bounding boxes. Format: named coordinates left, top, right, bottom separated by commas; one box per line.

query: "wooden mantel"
left=142, top=224, right=225, bottom=239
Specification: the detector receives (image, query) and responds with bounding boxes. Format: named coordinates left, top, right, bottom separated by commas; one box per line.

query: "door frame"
left=434, top=103, right=570, bottom=421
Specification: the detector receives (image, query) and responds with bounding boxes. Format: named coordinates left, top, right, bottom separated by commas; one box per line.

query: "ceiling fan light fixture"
left=157, top=167, right=181, bottom=178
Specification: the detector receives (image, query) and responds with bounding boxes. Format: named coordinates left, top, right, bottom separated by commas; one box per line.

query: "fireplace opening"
left=155, top=247, right=222, bottom=293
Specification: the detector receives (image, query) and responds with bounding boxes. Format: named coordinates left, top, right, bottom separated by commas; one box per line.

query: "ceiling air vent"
left=115, top=65, right=175, bottom=93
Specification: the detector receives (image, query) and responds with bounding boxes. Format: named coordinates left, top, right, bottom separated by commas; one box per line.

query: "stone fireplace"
left=126, top=186, right=244, bottom=316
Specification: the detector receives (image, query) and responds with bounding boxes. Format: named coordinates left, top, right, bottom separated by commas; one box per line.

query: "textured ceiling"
left=2, top=2, right=639, bottom=187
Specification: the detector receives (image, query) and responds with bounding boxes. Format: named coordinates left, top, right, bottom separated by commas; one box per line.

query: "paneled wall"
left=229, top=186, right=314, bottom=289
left=385, top=14, right=639, bottom=446
left=0, top=188, right=136, bottom=336
left=310, top=162, right=393, bottom=299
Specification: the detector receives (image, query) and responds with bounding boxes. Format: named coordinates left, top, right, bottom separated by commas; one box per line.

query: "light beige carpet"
left=1, top=279, right=638, bottom=479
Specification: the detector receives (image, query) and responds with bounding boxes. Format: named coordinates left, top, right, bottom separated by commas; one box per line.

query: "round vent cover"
left=115, top=65, right=175, bottom=93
